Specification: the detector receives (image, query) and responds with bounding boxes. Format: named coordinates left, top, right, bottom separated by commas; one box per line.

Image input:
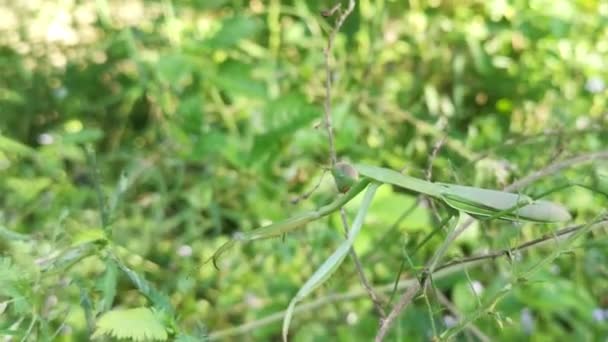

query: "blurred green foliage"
left=1, top=0, right=608, bottom=340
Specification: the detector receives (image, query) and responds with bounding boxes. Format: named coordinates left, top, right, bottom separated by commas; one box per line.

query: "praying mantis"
left=207, top=162, right=571, bottom=341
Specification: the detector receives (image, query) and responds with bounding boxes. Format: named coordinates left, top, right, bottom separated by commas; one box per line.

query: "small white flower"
left=592, top=308, right=605, bottom=322
left=521, top=308, right=535, bottom=334
left=54, top=87, right=68, bottom=99
left=585, top=77, right=605, bottom=94
left=177, top=245, right=192, bottom=257
left=346, top=312, right=358, bottom=325
left=37, top=133, right=54, bottom=145
left=443, top=314, right=458, bottom=328
left=511, top=250, right=523, bottom=262
left=575, top=117, right=591, bottom=130
left=471, top=280, right=484, bottom=295
left=245, top=293, right=263, bottom=309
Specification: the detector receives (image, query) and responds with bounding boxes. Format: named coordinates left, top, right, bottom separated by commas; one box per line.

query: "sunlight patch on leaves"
left=92, top=307, right=168, bottom=341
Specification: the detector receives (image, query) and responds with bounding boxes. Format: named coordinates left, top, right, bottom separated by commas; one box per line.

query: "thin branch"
left=435, top=219, right=608, bottom=274
left=375, top=150, right=608, bottom=341
left=444, top=149, right=608, bottom=258
left=291, top=170, right=328, bottom=204
left=384, top=105, right=480, bottom=161
left=206, top=218, right=608, bottom=340
left=505, top=150, right=608, bottom=191
left=206, top=269, right=441, bottom=341
left=323, top=0, right=355, bottom=168
left=435, top=291, right=491, bottom=342
left=426, top=136, right=446, bottom=222
left=320, top=0, right=385, bottom=321
left=425, top=136, right=446, bottom=181
left=468, top=125, right=608, bottom=165
left=375, top=282, right=421, bottom=342
left=340, top=209, right=387, bottom=318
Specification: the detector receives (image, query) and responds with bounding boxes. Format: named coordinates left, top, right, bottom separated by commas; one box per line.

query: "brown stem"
left=375, top=150, right=608, bottom=341
left=321, top=0, right=385, bottom=322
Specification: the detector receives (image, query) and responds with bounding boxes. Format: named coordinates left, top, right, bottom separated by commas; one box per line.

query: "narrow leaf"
left=76, top=279, right=95, bottom=333
left=98, top=260, right=118, bottom=312
left=282, top=183, right=380, bottom=341
left=92, top=307, right=168, bottom=341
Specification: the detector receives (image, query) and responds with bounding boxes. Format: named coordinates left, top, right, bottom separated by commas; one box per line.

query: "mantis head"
left=332, top=162, right=359, bottom=193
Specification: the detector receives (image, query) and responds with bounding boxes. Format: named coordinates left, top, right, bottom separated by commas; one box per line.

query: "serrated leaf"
left=92, top=307, right=168, bottom=341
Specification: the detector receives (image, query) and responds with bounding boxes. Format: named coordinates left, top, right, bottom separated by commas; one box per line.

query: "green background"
left=1, top=0, right=608, bottom=340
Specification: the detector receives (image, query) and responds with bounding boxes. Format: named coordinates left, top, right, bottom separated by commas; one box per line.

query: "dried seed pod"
left=332, top=162, right=359, bottom=193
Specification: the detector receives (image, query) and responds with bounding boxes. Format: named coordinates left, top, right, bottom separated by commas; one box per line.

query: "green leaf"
left=204, top=16, right=261, bottom=49
left=0, top=257, right=31, bottom=314
left=97, top=260, right=118, bottom=312
left=108, top=170, right=130, bottom=222
left=212, top=60, right=266, bottom=98
left=156, top=53, right=193, bottom=89
left=175, top=333, right=208, bottom=342
left=114, top=259, right=174, bottom=315
left=251, top=94, right=319, bottom=163
left=0, top=226, right=30, bottom=241
left=0, top=134, right=35, bottom=156
left=282, top=183, right=380, bottom=341
left=452, top=280, right=479, bottom=314
left=71, top=228, right=107, bottom=247
left=77, top=279, right=95, bottom=332
left=92, top=307, right=168, bottom=341
left=61, top=128, right=104, bottom=144
left=4, top=177, right=51, bottom=203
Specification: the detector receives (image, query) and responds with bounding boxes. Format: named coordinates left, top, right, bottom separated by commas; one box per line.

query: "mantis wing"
left=439, top=184, right=572, bottom=222
left=355, top=163, right=571, bottom=223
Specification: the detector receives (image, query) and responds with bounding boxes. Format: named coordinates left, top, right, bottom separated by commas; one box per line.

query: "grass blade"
left=282, top=183, right=380, bottom=341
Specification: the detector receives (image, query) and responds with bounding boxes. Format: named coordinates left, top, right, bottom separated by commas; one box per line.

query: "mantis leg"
left=282, top=182, right=381, bottom=341
left=207, top=179, right=372, bottom=269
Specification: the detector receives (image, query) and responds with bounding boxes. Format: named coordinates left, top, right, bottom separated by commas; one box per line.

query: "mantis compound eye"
left=331, top=162, right=359, bottom=193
